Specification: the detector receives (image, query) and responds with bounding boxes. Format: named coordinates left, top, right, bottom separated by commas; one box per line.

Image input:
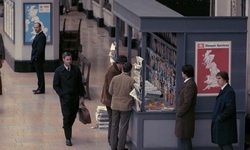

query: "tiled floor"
left=0, top=8, right=135, bottom=150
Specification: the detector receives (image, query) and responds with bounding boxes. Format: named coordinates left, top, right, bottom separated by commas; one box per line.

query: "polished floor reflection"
left=0, top=8, right=135, bottom=150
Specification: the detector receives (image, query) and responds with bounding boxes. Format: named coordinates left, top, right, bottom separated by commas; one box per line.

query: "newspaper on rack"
left=109, top=42, right=116, bottom=65
left=136, top=56, right=143, bottom=66
left=134, top=69, right=141, bottom=76
left=133, top=76, right=140, bottom=84
left=129, top=88, right=141, bottom=112
left=133, top=56, right=143, bottom=69
left=144, top=80, right=162, bottom=98
left=133, top=83, right=141, bottom=92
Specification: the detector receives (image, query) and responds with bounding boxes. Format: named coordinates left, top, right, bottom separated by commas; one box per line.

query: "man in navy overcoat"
left=211, top=71, right=237, bottom=150
left=53, top=52, right=85, bottom=146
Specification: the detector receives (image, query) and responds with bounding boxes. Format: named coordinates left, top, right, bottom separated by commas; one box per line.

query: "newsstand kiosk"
left=113, top=0, right=247, bottom=149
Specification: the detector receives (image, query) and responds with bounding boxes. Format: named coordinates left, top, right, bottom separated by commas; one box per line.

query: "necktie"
left=219, top=89, right=223, bottom=94
left=67, top=67, right=70, bottom=72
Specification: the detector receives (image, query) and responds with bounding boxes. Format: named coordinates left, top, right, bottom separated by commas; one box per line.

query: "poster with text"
left=4, top=0, right=14, bottom=42
left=195, top=41, right=231, bottom=96
left=23, top=3, right=52, bottom=44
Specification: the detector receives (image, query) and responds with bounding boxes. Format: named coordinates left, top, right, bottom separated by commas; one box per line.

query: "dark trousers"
left=218, top=144, right=233, bottom=150
left=180, top=138, right=192, bottom=150
left=110, top=109, right=131, bottom=150
left=0, top=72, right=2, bottom=95
left=60, top=96, right=79, bottom=139
left=106, top=106, right=112, bottom=145
left=34, top=61, right=45, bottom=92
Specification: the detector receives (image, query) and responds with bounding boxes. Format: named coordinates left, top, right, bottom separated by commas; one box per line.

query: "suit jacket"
left=175, top=78, right=197, bottom=138
left=31, top=31, right=46, bottom=63
left=109, top=72, right=134, bottom=111
left=53, top=64, right=85, bottom=101
left=211, top=84, right=238, bottom=145
left=101, top=63, right=121, bottom=106
left=0, top=33, right=5, bottom=59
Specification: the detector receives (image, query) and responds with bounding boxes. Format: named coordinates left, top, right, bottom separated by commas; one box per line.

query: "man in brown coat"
left=100, top=55, right=127, bottom=145
left=175, top=65, right=197, bottom=150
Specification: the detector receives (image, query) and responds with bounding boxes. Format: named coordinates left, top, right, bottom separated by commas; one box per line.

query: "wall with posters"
left=4, top=0, right=14, bottom=42
left=176, top=30, right=247, bottom=150
left=2, top=0, right=60, bottom=72
left=177, top=32, right=247, bottom=113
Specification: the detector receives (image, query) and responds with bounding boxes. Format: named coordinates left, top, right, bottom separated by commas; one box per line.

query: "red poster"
left=195, top=41, right=231, bottom=96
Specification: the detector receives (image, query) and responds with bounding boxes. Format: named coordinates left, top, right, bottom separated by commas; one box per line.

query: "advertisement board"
left=195, top=41, right=231, bottom=96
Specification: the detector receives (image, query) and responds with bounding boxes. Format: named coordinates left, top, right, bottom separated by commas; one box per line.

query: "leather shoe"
left=66, top=139, right=72, bottom=146
left=32, top=89, right=38, bottom=92
left=33, top=90, right=44, bottom=94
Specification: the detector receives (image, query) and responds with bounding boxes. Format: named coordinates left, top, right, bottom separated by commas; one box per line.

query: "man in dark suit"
left=0, top=56, right=2, bottom=95
left=211, top=71, right=237, bottom=150
left=53, top=52, right=85, bottom=146
left=31, top=22, right=46, bottom=94
left=175, top=64, right=197, bottom=150
left=0, top=33, right=5, bottom=95
left=0, top=0, right=3, bottom=17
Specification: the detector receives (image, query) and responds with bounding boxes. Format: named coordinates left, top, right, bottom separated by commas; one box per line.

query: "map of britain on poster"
left=24, top=3, right=51, bottom=44
left=195, top=41, right=231, bottom=96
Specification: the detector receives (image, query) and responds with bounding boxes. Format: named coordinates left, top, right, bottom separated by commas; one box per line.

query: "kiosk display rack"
left=145, top=32, right=177, bottom=112
left=113, top=0, right=247, bottom=149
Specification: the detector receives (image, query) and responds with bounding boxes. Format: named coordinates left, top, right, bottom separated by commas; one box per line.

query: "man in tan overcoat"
left=109, top=62, right=134, bottom=150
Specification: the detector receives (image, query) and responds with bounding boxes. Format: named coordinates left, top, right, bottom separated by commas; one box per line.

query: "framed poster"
left=4, top=0, right=15, bottom=42
left=195, top=41, right=231, bottom=96
left=23, top=3, right=52, bottom=44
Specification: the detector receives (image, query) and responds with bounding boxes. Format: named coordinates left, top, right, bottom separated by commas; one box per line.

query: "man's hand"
left=79, top=96, right=85, bottom=104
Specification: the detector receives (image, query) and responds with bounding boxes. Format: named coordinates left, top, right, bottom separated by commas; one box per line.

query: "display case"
left=146, top=32, right=177, bottom=111
left=131, top=32, right=177, bottom=112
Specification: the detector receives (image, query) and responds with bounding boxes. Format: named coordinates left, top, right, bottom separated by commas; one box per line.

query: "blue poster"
left=24, top=3, right=52, bottom=44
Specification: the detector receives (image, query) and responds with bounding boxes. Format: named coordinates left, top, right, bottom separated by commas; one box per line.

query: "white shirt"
left=221, top=83, right=228, bottom=90
left=184, top=78, right=191, bottom=83
left=64, top=65, right=70, bottom=71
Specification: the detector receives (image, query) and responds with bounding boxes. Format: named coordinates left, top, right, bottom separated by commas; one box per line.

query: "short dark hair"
left=182, top=65, right=194, bottom=78
left=122, top=62, right=132, bottom=73
left=216, top=71, right=229, bottom=83
left=62, top=52, right=72, bottom=59
left=35, top=22, right=42, bottom=27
